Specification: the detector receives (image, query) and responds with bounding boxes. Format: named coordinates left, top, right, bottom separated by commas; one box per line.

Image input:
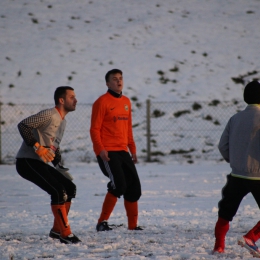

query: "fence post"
left=0, top=103, right=2, bottom=164
left=146, top=99, right=151, bottom=162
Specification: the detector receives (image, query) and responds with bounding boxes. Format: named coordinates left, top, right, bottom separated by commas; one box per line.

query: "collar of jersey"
left=108, top=88, right=122, bottom=98
left=55, top=106, right=64, bottom=119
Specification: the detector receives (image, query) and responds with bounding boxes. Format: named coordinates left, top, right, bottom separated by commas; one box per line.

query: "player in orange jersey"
left=90, top=69, right=142, bottom=231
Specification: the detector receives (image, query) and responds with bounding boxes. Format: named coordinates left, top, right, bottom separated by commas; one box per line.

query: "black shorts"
left=16, top=158, right=76, bottom=205
left=97, top=151, right=141, bottom=202
left=218, top=174, right=260, bottom=221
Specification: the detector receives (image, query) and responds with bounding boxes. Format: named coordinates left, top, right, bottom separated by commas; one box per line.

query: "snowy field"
left=1, top=161, right=260, bottom=260
left=1, top=0, right=260, bottom=259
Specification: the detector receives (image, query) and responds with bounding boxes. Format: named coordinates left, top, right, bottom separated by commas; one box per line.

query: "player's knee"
left=218, top=209, right=234, bottom=222
left=67, top=183, right=76, bottom=198
left=63, top=191, right=68, bottom=202
left=111, top=189, right=125, bottom=198
left=108, top=182, right=127, bottom=197
left=124, top=192, right=141, bottom=202
left=51, top=189, right=68, bottom=204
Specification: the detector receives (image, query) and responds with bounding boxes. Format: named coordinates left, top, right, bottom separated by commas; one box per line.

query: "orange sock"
left=65, top=201, right=71, bottom=214
left=52, top=201, right=72, bottom=233
left=52, top=218, right=60, bottom=233
left=51, top=204, right=72, bottom=238
left=52, top=220, right=60, bottom=233
left=245, top=221, right=260, bottom=242
left=124, top=200, right=138, bottom=230
left=98, top=192, right=117, bottom=223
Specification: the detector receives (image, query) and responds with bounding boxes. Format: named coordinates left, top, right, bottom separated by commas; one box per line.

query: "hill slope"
left=1, top=0, right=260, bottom=104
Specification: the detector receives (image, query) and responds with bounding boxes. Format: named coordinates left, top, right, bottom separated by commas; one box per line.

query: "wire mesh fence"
left=0, top=99, right=246, bottom=164
left=146, top=99, right=245, bottom=162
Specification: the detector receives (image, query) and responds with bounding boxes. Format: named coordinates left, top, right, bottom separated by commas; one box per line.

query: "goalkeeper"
left=16, top=86, right=81, bottom=244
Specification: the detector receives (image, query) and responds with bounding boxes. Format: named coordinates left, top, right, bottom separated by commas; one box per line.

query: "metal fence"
left=0, top=99, right=246, bottom=164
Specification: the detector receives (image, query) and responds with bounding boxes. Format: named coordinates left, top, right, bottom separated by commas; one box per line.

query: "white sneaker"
left=238, top=236, right=260, bottom=258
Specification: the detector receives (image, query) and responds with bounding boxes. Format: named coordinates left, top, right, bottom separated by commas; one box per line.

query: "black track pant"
left=218, top=174, right=260, bottom=221
left=97, top=151, right=141, bottom=202
left=16, top=158, right=76, bottom=205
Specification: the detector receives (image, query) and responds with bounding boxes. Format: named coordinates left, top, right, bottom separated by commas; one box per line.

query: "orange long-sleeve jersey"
left=90, top=91, right=136, bottom=156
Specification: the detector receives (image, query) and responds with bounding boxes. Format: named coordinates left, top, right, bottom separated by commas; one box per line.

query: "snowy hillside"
left=2, top=1, right=260, bottom=259
left=1, top=0, right=260, bottom=105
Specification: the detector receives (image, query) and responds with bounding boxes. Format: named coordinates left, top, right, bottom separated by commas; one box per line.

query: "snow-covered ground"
left=1, top=0, right=260, bottom=259
left=1, top=161, right=260, bottom=259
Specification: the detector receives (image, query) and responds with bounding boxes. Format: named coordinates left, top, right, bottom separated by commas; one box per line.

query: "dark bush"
left=170, top=148, right=195, bottom=154
left=152, top=109, right=165, bottom=118
left=208, top=100, right=220, bottom=106
left=174, top=110, right=190, bottom=117
left=204, top=115, right=212, bottom=121
left=192, top=102, right=202, bottom=111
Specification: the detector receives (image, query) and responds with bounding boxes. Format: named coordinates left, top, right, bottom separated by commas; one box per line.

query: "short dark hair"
left=105, top=69, right=123, bottom=82
left=243, top=80, right=260, bottom=104
left=54, top=86, right=74, bottom=105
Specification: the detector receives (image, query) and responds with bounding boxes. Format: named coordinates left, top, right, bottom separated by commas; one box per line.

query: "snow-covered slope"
left=1, top=0, right=260, bottom=105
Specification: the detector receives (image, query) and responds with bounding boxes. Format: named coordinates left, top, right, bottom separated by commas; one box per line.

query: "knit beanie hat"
left=243, top=80, right=260, bottom=104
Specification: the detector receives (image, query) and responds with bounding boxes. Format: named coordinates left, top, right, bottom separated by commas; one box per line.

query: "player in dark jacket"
left=16, top=86, right=81, bottom=244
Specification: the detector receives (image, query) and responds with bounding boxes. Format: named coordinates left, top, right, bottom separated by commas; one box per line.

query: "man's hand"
left=99, top=150, right=110, bottom=161
left=34, top=143, right=55, bottom=163
left=55, top=163, right=73, bottom=180
left=132, top=154, right=138, bottom=164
